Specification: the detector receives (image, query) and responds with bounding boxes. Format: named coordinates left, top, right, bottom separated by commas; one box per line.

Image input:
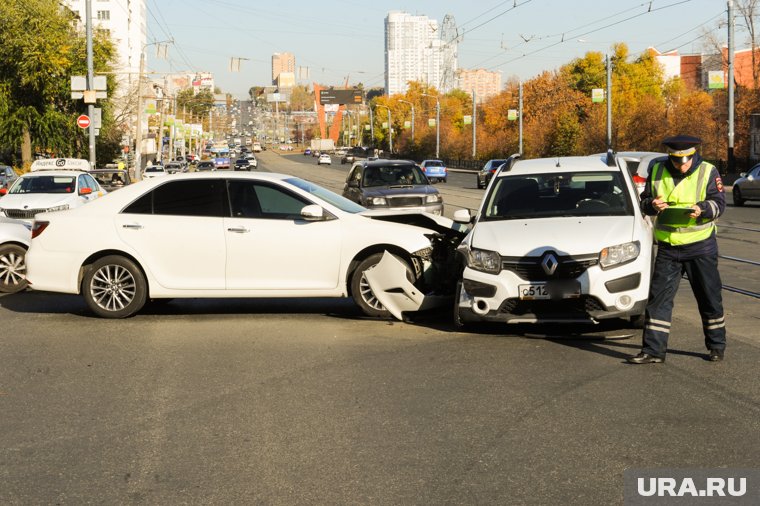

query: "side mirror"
left=301, top=204, right=326, bottom=221
left=453, top=209, right=472, bottom=224
left=79, top=187, right=93, bottom=195
left=347, top=180, right=359, bottom=188
left=0, top=188, right=7, bottom=196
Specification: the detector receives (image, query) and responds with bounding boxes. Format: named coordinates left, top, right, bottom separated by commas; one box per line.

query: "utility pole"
left=422, top=93, right=440, bottom=158
left=399, top=99, right=415, bottom=144
left=606, top=54, right=613, bottom=151
left=472, top=89, right=477, bottom=158
left=728, top=0, right=736, bottom=173
left=518, top=82, right=524, bottom=155
left=85, top=0, right=96, bottom=167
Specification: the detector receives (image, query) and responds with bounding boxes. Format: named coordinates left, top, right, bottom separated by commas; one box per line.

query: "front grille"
left=388, top=196, right=424, bottom=207
left=502, top=254, right=598, bottom=281
left=499, top=296, right=605, bottom=317
left=3, top=208, right=43, bottom=219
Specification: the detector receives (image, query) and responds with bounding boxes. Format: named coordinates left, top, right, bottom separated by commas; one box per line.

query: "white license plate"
left=519, top=283, right=549, bottom=300
left=518, top=282, right=581, bottom=300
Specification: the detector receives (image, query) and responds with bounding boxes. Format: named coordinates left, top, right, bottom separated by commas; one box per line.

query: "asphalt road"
left=1, top=151, right=759, bottom=505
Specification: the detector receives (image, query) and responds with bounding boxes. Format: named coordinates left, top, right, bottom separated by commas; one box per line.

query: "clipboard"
left=657, top=206, right=696, bottom=227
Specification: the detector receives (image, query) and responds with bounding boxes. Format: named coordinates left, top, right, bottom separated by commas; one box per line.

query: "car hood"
left=0, top=193, right=75, bottom=209
left=359, top=208, right=469, bottom=236
left=361, top=185, right=437, bottom=198
left=470, top=216, right=636, bottom=255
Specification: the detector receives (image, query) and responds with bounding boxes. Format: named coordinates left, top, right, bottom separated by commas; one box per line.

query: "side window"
left=257, top=184, right=309, bottom=219
left=347, top=166, right=360, bottom=182
left=83, top=174, right=99, bottom=191
left=751, top=166, right=760, bottom=178
left=122, top=179, right=226, bottom=217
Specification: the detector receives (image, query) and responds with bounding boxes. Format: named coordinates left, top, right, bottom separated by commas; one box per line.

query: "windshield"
left=362, top=165, right=427, bottom=187
left=9, top=175, right=76, bottom=194
left=145, top=167, right=164, bottom=173
left=481, top=171, right=633, bottom=220
left=285, top=177, right=366, bottom=214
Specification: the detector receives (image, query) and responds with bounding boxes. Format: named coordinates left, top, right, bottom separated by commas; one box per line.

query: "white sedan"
left=26, top=172, right=465, bottom=318
left=317, top=154, right=332, bottom=165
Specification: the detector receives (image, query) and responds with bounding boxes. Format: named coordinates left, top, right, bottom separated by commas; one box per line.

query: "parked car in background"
left=603, top=151, right=667, bottom=195
left=452, top=155, right=652, bottom=328
left=0, top=158, right=106, bottom=224
left=243, top=154, right=258, bottom=169
left=419, top=159, right=448, bottom=183
left=732, top=162, right=760, bottom=206
left=0, top=217, right=31, bottom=293
left=342, top=159, right=443, bottom=215
left=89, top=168, right=131, bottom=192
left=26, top=172, right=465, bottom=319
left=196, top=160, right=216, bottom=171
left=143, top=165, right=167, bottom=178
left=164, top=162, right=184, bottom=174
left=477, top=159, right=509, bottom=189
left=318, top=153, right=332, bottom=165
left=0, top=165, right=18, bottom=189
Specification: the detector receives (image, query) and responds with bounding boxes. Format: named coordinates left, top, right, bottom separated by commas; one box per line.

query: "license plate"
left=518, top=282, right=581, bottom=300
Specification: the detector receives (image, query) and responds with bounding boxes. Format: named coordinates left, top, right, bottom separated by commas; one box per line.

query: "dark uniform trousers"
left=642, top=253, right=726, bottom=358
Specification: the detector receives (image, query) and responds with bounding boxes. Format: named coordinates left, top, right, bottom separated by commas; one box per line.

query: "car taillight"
left=31, top=221, right=49, bottom=238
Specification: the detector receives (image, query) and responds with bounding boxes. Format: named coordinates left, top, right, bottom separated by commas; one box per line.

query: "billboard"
left=319, top=89, right=363, bottom=105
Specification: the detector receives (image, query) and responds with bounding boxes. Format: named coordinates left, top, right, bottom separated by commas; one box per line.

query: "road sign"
left=77, top=115, right=91, bottom=129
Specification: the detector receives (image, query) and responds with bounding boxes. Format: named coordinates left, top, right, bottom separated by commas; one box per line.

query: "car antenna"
left=555, top=158, right=561, bottom=167
left=605, top=148, right=617, bottom=167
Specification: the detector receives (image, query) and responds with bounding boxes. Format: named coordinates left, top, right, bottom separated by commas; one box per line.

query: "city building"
left=272, top=52, right=295, bottom=85
left=650, top=46, right=760, bottom=91
left=384, top=11, right=459, bottom=96
left=63, top=0, right=146, bottom=93
left=456, top=69, right=502, bottom=103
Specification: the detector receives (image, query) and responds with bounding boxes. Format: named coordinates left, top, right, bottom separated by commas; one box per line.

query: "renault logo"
left=541, top=252, right=559, bottom=276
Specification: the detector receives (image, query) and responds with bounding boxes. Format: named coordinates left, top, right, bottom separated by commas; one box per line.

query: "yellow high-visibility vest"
left=651, top=161, right=715, bottom=246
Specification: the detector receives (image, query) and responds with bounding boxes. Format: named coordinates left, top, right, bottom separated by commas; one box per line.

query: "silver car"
left=732, top=163, right=760, bottom=206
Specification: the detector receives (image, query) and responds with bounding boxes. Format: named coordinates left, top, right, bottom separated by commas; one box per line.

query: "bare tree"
left=735, top=0, right=760, bottom=88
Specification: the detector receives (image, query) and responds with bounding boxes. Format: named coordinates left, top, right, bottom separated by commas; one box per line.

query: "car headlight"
left=467, top=247, right=501, bottom=274
left=425, top=194, right=442, bottom=203
left=369, top=197, right=387, bottom=206
left=599, top=241, right=640, bottom=269
left=46, top=204, right=70, bottom=213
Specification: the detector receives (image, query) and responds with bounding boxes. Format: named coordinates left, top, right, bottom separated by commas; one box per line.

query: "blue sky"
left=146, top=0, right=733, bottom=99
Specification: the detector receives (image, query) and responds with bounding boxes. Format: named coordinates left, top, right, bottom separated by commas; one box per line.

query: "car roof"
left=358, top=159, right=416, bottom=168
left=497, top=156, right=622, bottom=177
left=30, top=158, right=91, bottom=172
left=19, top=170, right=84, bottom=177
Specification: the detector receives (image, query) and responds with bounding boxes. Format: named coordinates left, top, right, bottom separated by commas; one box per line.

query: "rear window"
left=482, top=171, right=633, bottom=220
left=425, top=161, right=444, bottom=167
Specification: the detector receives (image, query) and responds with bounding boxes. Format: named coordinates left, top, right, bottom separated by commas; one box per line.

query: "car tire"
left=350, top=252, right=415, bottom=318
left=477, top=178, right=483, bottom=189
left=733, top=186, right=745, bottom=206
left=82, top=255, right=147, bottom=318
left=0, top=243, right=28, bottom=293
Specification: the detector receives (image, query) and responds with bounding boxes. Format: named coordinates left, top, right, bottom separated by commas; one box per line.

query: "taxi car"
left=452, top=154, right=652, bottom=328
left=0, top=158, right=106, bottom=224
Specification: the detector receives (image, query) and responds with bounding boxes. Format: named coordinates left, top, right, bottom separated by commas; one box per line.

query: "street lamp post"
left=375, top=104, right=392, bottom=154
left=422, top=93, right=440, bottom=158
left=398, top=99, right=415, bottom=144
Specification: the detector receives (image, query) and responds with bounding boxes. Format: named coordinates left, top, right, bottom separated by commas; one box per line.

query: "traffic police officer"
left=627, top=135, right=727, bottom=364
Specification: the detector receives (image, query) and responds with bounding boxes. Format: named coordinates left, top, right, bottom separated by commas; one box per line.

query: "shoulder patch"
left=715, top=176, right=724, bottom=192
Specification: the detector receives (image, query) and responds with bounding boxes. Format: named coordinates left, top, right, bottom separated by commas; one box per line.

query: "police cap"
left=662, top=135, right=702, bottom=163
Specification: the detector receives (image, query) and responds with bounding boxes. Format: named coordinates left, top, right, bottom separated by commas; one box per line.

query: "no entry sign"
left=77, top=114, right=91, bottom=129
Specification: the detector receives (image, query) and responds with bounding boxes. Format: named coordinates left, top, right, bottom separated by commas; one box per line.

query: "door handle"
left=122, top=223, right=143, bottom=229
left=227, top=226, right=250, bottom=233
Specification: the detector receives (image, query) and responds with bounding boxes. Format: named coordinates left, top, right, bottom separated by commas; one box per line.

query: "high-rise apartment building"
left=63, top=0, right=146, bottom=92
left=384, top=11, right=458, bottom=96
left=272, top=52, right=295, bottom=86
left=456, top=69, right=502, bottom=103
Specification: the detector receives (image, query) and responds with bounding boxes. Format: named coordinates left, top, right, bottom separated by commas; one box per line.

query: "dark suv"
left=342, top=159, right=443, bottom=215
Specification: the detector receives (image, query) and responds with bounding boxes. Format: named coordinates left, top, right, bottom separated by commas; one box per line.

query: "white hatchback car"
left=318, top=153, right=332, bottom=165
left=452, top=155, right=653, bottom=328
left=26, top=172, right=466, bottom=318
left=0, top=158, right=106, bottom=224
